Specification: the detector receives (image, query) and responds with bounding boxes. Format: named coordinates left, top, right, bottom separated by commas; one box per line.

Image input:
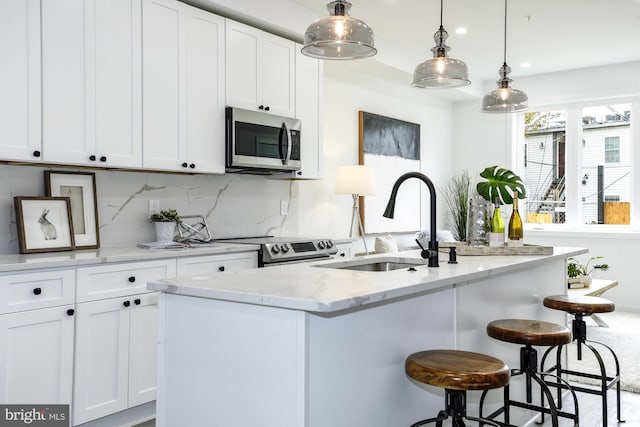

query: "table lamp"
left=335, top=165, right=375, bottom=254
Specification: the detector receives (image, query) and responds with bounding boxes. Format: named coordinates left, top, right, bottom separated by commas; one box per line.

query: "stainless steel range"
left=218, top=236, right=338, bottom=267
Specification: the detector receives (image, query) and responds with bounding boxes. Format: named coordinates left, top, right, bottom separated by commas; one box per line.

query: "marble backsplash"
left=0, top=165, right=299, bottom=254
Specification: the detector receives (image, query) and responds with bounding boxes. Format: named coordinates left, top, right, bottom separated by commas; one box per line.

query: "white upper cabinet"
left=226, top=20, right=296, bottom=117
left=294, top=45, right=323, bottom=179
left=142, top=0, right=225, bottom=173
left=41, top=0, right=142, bottom=168
left=0, top=0, right=42, bottom=162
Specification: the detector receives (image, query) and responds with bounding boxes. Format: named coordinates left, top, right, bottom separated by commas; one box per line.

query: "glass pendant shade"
left=412, top=27, right=470, bottom=88
left=481, top=63, right=528, bottom=113
left=481, top=0, right=528, bottom=113
left=302, top=1, right=376, bottom=60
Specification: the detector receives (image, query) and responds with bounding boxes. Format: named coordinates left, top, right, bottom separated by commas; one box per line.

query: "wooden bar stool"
left=480, top=319, right=579, bottom=427
left=405, top=349, right=509, bottom=427
left=541, top=295, right=623, bottom=427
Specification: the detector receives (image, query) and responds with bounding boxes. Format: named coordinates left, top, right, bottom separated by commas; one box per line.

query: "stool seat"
left=543, top=294, right=615, bottom=315
left=487, top=319, right=571, bottom=347
left=405, top=349, right=509, bottom=391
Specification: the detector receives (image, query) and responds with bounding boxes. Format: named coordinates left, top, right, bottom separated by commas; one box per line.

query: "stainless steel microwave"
left=225, top=107, right=301, bottom=174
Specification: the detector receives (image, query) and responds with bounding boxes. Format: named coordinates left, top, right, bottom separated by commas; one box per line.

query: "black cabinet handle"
left=67, top=308, right=75, bottom=316
left=189, top=163, right=195, bottom=169
left=339, top=252, right=346, bottom=257
left=297, top=171, right=302, bottom=175
left=218, top=266, right=225, bottom=272
left=134, top=298, right=141, bottom=305
left=89, top=155, right=96, bottom=161
left=182, top=162, right=188, bottom=168
left=264, top=106, right=270, bottom=111
left=33, top=150, right=41, bottom=157
left=100, top=156, right=107, bottom=162
left=128, top=276, right=136, bottom=283
left=258, top=105, right=264, bottom=110
left=33, top=287, right=42, bottom=295
left=123, top=300, right=130, bottom=307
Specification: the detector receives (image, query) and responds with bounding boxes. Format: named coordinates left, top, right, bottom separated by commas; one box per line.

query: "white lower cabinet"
left=0, top=305, right=75, bottom=404
left=73, top=292, right=159, bottom=425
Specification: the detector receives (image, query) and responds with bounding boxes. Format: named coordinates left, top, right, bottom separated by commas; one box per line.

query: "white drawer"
left=0, top=269, right=75, bottom=314
left=176, top=252, right=257, bottom=276
left=77, top=259, right=176, bottom=302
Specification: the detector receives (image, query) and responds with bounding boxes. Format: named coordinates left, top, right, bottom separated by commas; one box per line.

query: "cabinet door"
left=294, top=46, right=323, bottom=179
left=142, top=0, right=184, bottom=171
left=176, top=252, right=258, bottom=276
left=128, top=292, right=158, bottom=407
left=261, top=33, right=295, bottom=117
left=225, top=20, right=261, bottom=111
left=184, top=5, right=225, bottom=173
left=0, top=0, right=41, bottom=162
left=42, top=0, right=142, bottom=167
left=0, top=306, right=75, bottom=404
left=74, top=297, right=130, bottom=425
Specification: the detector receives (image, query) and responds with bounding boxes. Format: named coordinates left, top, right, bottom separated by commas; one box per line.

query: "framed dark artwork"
left=358, top=111, right=421, bottom=233
left=45, top=171, right=100, bottom=249
left=14, top=196, right=75, bottom=254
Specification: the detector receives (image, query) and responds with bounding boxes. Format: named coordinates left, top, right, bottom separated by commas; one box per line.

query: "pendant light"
left=481, top=0, right=528, bottom=113
left=302, top=1, right=377, bottom=60
left=412, top=0, right=470, bottom=88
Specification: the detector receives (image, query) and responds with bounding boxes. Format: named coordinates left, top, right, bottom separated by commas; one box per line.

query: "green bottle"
left=491, top=198, right=505, bottom=233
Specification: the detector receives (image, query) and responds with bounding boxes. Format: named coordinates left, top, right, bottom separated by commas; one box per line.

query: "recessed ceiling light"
left=520, top=62, right=531, bottom=68
left=455, top=27, right=467, bottom=35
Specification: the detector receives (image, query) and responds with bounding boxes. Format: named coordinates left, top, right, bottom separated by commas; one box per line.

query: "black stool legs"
left=411, top=389, right=502, bottom=427
left=541, top=313, right=624, bottom=427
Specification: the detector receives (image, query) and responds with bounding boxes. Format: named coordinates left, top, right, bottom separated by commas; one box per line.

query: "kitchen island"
left=149, top=247, right=586, bottom=427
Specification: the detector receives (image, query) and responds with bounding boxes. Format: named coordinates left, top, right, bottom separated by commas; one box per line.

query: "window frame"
left=514, top=97, right=640, bottom=231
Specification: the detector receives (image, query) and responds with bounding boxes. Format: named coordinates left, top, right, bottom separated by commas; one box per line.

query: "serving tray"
left=439, top=242, right=553, bottom=256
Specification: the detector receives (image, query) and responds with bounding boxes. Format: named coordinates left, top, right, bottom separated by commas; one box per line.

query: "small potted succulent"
left=150, top=209, right=180, bottom=242
left=567, top=256, right=609, bottom=287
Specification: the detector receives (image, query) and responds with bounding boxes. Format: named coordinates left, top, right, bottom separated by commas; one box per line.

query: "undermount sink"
left=316, top=257, right=427, bottom=272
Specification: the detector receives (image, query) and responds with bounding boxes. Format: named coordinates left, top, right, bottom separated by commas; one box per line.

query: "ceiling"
left=289, top=0, right=640, bottom=94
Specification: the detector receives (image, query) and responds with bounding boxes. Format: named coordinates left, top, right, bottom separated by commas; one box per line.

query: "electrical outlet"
left=149, top=200, right=160, bottom=216
left=280, top=200, right=289, bottom=216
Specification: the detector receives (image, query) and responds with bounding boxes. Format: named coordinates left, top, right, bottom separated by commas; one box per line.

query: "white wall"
left=452, top=61, right=640, bottom=310
left=297, top=59, right=454, bottom=253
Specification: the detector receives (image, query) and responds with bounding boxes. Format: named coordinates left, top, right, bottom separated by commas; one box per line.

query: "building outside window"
left=521, top=102, right=632, bottom=226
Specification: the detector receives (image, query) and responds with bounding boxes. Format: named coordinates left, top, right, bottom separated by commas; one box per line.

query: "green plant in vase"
left=567, top=256, right=609, bottom=286
left=150, top=209, right=180, bottom=242
left=476, top=165, right=526, bottom=204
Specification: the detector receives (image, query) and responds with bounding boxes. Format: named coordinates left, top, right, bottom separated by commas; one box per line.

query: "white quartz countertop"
left=148, top=246, right=588, bottom=313
left=0, top=243, right=259, bottom=272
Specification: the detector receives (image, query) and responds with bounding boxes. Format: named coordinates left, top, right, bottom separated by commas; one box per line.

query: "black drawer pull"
left=182, top=162, right=188, bottom=168
left=100, top=156, right=107, bottom=162
left=189, top=163, right=195, bottom=169
left=123, top=300, right=130, bottom=307
left=128, top=276, right=136, bottom=283
left=33, top=287, right=42, bottom=295
left=264, top=106, right=270, bottom=111
left=89, top=155, right=96, bottom=161
left=67, top=308, right=75, bottom=316
left=33, top=150, right=41, bottom=157
left=258, top=105, right=264, bottom=110
left=218, top=266, right=225, bottom=272
left=134, top=298, right=141, bottom=305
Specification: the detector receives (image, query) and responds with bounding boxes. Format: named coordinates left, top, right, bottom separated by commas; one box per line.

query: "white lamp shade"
left=335, top=165, right=375, bottom=195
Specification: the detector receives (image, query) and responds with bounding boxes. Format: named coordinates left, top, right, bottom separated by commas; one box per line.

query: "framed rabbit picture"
left=14, top=197, right=75, bottom=254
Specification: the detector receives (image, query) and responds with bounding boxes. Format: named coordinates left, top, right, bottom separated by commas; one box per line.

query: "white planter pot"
left=568, top=275, right=592, bottom=287
left=154, top=222, right=176, bottom=243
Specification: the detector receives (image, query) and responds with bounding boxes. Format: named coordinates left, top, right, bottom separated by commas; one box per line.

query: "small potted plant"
left=567, top=256, right=609, bottom=287
left=150, top=209, right=180, bottom=242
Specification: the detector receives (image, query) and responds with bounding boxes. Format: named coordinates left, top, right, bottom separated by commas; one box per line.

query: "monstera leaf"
left=476, top=166, right=526, bottom=205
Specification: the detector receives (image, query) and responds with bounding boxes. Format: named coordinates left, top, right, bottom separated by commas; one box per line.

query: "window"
left=521, top=102, right=633, bottom=226
left=605, top=137, right=620, bottom=163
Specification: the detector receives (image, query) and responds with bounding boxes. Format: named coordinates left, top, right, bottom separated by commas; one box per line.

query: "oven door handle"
left=278, top=122, right=292, bottom=166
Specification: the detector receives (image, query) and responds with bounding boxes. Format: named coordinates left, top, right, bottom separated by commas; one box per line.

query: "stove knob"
left=325, top=240, right=334, bottom=249
left=317, top=241, right=326, bottom=249
left=270, top=245, right=280, bottom=255
left=280, top=244, right=289, bottom=253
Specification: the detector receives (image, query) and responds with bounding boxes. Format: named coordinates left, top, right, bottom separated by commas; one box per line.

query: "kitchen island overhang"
left=150, top=247, right=587, bottom=427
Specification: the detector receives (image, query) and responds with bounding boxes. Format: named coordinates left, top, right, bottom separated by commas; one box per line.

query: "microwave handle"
left=278, top=122, right=292, bottom=165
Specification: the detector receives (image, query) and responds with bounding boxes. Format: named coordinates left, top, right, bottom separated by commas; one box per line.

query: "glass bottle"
left=490, top=197, right=505, bottom=247
left=508, top=191, right=524, bottom=242
left=467, top=194, right=491, bottom=246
